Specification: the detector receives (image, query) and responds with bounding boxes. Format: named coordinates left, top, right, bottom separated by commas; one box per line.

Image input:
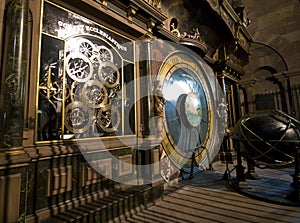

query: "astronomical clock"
left=151, top=40, right=225, bottom=176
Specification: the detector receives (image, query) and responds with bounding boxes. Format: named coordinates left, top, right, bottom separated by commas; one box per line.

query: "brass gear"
left=81, top=79, right=108, bottom=108
left=65, top=52, right=93, bottom=82
left=96, top=106, right=121, bottom=133
left=98, top=61, right=120, bottom=88
left=64, top=101, right=93, bottom=133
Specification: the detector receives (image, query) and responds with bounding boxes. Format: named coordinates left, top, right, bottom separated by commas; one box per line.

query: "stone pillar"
left=234, top=83, right=242, bottom=123
left=137, top=37, right=155, bottom=185
left=273, top=72, right=291, bottom=114
left=240, top=79, right=257, bottom=113
left=0, top=0, right=29, bottom=150
left=285, top=69, right=300, bottom=119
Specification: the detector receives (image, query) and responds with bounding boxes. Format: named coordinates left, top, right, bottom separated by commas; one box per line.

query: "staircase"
left=41, top=183, right=163, bottom=223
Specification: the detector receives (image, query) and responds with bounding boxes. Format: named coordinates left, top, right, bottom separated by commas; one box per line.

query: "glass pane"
left=37, top=1, right=135, bottom=142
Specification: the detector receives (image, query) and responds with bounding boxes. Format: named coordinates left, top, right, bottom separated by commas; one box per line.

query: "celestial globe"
left=233, top=110, right=300, bottom=167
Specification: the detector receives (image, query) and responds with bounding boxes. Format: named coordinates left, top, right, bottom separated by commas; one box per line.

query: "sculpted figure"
left=218, top=98, right=228, bottom=132
left=153, top=81, right=165, bottom=138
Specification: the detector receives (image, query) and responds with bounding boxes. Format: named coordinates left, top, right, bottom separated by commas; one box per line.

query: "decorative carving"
left=145, top=0, right=161, bottom=9
left=182, top=27, right=202, bottom=42
left=81, top=162, right=103, bottom=186
left=170, top=18, right=180, bottom=37
left=153, top=80, right=165, bottom=138
left=118, top=155, right=133, bottom=176
left=47, top=166, right=72, bottom=196
left=169, top=18, right=205, bottom=52
left=217, top=98, right=228, bottom=131
left=127, top=6, right=137, bottom=22
left=147, top=18, right=156, bottom=33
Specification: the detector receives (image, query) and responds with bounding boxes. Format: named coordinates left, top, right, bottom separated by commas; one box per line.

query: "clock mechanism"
left=38, top=35, right=127, bottom=139
left=63, top=37, right=121, bottom=134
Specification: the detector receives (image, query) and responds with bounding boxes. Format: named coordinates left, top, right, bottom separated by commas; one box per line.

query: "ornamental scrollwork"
left=181, top=27, right=202, bottom=42
left=170, top=18, right=203, bottom=43
left=145, top=0, right=161, bottom=9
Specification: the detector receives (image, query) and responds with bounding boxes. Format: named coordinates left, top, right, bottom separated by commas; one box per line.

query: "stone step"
left=41, top=184, right=163, bottom=223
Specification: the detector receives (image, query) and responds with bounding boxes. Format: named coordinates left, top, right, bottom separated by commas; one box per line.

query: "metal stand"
left=245, top=158, right=261, bottom=179
left=232, top=139, right=251, bottom=189
left=189, top=149, right=196, bottom=179
left=222, top=162, right=235, bottom=181
left=287, top=144, right=300, bottom=202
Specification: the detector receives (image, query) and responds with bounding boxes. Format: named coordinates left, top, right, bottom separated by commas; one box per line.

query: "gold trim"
left=158, top=51, right=215, bottom=167
left=35, top=0, right=46, bottom=142
left=36, top=0, right=137, bottom=143
left=0, top=147, right=26, bottom=156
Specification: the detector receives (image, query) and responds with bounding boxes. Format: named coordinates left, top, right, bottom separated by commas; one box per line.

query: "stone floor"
left=124, top=161, right=300, bottom=223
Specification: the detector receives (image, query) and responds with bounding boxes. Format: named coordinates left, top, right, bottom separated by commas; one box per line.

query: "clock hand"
left=167, top=116, right=180, bottom=123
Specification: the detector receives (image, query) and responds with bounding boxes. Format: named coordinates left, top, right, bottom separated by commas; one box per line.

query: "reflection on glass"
left=163, top=67, right=208, bottom=154
left=37, top=2, right=135, bottom=141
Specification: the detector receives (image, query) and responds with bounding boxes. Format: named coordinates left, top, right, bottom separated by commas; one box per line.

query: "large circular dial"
left=157, top=51, right=223, bottom=169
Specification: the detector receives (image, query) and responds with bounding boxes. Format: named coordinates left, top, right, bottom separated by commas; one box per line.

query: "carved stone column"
left=273, top=72, right=291, bottom=114
left=240, top=79, right=257, bottom=113
left=0, top=0, right=29, bottom=151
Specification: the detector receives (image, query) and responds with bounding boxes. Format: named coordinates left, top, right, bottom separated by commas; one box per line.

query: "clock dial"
left=162, top=64, right=208, bottom=158
left=157, top=51, right=223, bottom=169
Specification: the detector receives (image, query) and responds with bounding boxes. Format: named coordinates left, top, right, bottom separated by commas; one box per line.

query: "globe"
left=233, top=110, right=300, bottom=167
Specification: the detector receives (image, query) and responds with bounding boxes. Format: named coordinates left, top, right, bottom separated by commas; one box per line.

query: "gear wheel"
left=65, top=101, right=93, bottom=133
